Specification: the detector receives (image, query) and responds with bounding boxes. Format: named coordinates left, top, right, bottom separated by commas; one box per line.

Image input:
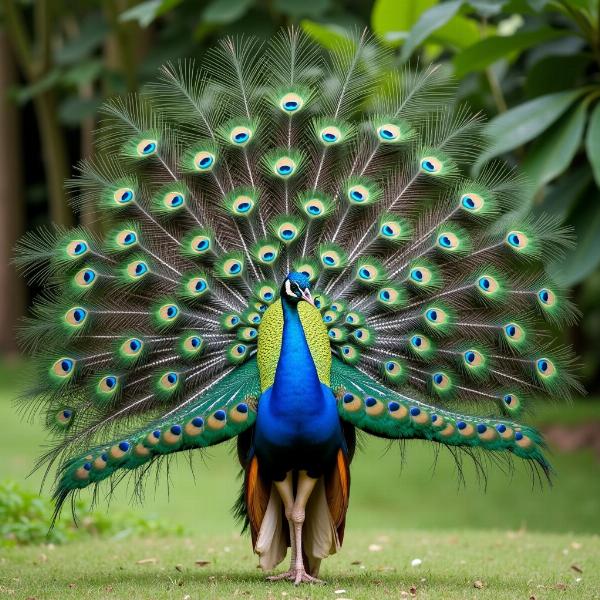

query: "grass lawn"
left=1, top=362, right=600, bottom=599
left=2, top=530, right=599, bottom=599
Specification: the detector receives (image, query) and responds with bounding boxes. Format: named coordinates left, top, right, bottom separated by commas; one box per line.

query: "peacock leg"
left=267, top=472, right=297, bottom=582
left=267, top=470, right=325, bottom=585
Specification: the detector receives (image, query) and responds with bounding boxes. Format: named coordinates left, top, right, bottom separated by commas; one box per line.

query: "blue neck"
left=271, top=298, right=323, bottom=408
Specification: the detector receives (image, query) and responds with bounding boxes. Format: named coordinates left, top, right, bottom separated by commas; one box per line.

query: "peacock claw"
left=267, top=568, right=325, bottom=585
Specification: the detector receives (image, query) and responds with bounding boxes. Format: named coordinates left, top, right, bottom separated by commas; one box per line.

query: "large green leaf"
left=475, top=89, right=586, bottom=170
left=524, top=54, right=591, bottom=98
left=550, top=189, right=600, bottom=286
left=400, top=1, right=463, bottom=61
left=453, top=27, right=567, bottom=77
left=586, top=102, right=600, bottom=187
left=521, top=100, right=587, bottom=192
left=371, top=0, right=436, bottom=46
left=274, top=0, right=331, bottom=18
left=534, top=165, right=593, bottom=222
left=202, top=0, right=254, bottom=24
left=430, top=14, right=481, bottom=49
left=120, top=0, right=183, bottom=27
left=301, top=20, right=354, bottom=52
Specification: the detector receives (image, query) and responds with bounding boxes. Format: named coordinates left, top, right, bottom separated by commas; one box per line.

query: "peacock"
left=16, top=28, right=581, bottom=585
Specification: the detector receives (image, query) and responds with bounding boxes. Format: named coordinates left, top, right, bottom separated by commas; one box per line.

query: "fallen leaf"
left=195, top=559, right=211, bottom=567
left=409, top=585, right=417, bottom=595
left=350, top=560, right=362, bottom=565
left=68, top=583, right=76, bottom=589
left=555, top=583, right=567, bottom=590
left=175, top=564, right=183, bottom=572
left=474, top=580, right=484, bottom=589
left=529, top=596, right=537, bottom=600
left=571, top=564, right=583, bottom=573
left=368, top=544, right=382, bottom=552
left=136, top=557, right=158, bottom=565
left=571, top=542, right=582, bottom=550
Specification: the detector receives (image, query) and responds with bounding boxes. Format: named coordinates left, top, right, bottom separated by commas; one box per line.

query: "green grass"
left=2, top=530, right=599, bottom=599
left=1, top=361, right=600, bottom=598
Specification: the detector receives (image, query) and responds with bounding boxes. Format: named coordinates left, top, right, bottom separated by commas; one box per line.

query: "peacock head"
left=281, top=272, right=314, bottom=306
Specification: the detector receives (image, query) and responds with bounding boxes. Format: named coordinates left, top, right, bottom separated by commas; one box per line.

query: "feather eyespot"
left=505, top=230, right=529, bottom=251
left=303, top=199, right=324, bottom=217
left=224, top=258, right=243, bottom=276
left=52, top=357, right=75, bottom=378
left=320, top=251, right=341, bottom=268
left=535, top=357, right=556, bottom=379
left=277, top=223, right=299, bottom=242
left=279, top=92, right=304, bottom=113
left=420, top=156, right=442, bottom=174
left=347, top=184, right=369, bottom=204
left=339, top=344, right=360, bottom=364
left=159, top=371, right=180, bottom=391
left=182, top=334, right=204, bottom=355
left=232, top=195, right=255, bottom=215
left=537, top=287, right=556, bottom=307
left=126, top=260, right=149, bottom=279
left=113, top=187, right=134, bottom=205
left=56, top=409, right=74, bottom=426
left=65, top=307, right=88, bottom=327
left=424, top=306, right=449, bottom=327
left=186, top=276, right=208, bottom=296
left=158, top=303, right=179, bottom=322
left=136, top=139, right=157, bottom=157
left=257, top=243, right=279, bottom=263
left=437, top=232, right=459, bottom=251
left=74, top=268, right=97, bottom=288
left=98, top=375, right=119, bottom=394
left=503, top=322, right=525, bottom=344
left=257, top=285, right=276, bottom=303
left=320, top=126, right=342, bottom=144
left=460, top=193, right=484, bottom=212
left=194, top=150, right=215, bottom=172
left=116, top=229, right=138, bottom=248
left=376, top=124, right=401, bottom=142
left=238, top=327, right=258, bottom=342
left=163, top=191, right=185, bottom=210
left=502, top=393, right=521, bottom=413
left=230, top=126, right=252, bottom=145
left=274, top=157, right=297, bottom=177
left=379, top=221, right=402, bottom=239
left=222, top=314, right=241, bottom=330
left=432, top=372, right=451, bottom=391
left=410, top=334, right=431, bottom=353
left=227, top=343, right=248, bottom=364
left=477, top=275, right=500, bottom=295
left=190, top=235, right=211, bottom=255
left=410, top=266, right=432, bottom=285
left=66, top=240, right=89, bottom=258
left=463, top=349, right=485, bottom=369
left=121, top=337, right=143, bottom=358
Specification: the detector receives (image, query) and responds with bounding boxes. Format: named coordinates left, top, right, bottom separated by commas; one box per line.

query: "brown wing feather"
left=325, top=449, right=351, bottom=544
left=245, top=456, right=271, bottom=546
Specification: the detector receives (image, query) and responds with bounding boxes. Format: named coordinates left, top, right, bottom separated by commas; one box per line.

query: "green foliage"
left=0, top=481, right=182, bottom=547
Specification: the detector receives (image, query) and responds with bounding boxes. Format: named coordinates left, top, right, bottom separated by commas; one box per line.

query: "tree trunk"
left=33, top=90, right=73, bottom=226
left=0, top=32, right=25, bottom=355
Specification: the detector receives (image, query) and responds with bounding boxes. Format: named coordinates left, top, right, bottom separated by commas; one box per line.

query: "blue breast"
left=255, top=298, right=341, bottom=451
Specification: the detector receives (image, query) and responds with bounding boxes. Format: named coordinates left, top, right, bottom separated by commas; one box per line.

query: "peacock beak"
left=301, top=288, right=315, bottom=307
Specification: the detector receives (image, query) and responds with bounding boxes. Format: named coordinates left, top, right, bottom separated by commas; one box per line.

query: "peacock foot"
left=267, top=567, right=325, bottom=585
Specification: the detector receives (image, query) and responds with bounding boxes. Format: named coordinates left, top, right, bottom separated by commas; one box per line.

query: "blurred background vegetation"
left=1, top=0, right=600, bottom=550
left=1, top=0, right=599, bottom=392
